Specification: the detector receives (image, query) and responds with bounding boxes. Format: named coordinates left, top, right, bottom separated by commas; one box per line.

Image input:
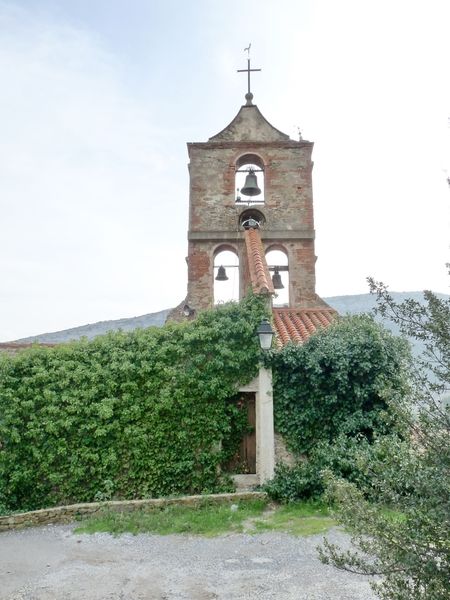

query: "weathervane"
left=237, top=43, right=261, bottom=105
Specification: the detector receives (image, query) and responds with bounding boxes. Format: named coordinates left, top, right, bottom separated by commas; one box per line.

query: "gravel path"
left=0, top=524, right=377, bottom=599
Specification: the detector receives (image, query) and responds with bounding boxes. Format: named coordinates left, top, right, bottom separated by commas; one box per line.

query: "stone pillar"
left=256, top=366, right=275, bottom=483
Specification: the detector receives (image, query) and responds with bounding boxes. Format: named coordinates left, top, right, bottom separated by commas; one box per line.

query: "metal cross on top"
left=237, top=45, right=261, bottom=105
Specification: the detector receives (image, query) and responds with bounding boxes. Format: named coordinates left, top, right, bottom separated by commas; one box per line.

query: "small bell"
left=215, top=265, right=228, bottom=281
left=272, top=268, right=284, bottom=289
left=240, top=169, right=262, bottom=197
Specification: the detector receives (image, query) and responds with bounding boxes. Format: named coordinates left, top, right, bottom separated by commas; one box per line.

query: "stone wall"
left=0, top=491, right=267, bottom=532
left=185, top=119, right=321, bottom=313
left=274, top=433, right=296, bottom=468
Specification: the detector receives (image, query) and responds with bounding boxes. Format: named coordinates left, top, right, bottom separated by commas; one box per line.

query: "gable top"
left=208, top=104, right=290, bottom=143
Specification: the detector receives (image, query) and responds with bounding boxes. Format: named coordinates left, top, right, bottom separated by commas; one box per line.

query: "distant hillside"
left=325, top=291, right=449, bottom=317
left=327, top=292, right=449, bottom=358
left=14, top=308, right=171, bottom=344
left=12, top=291, right=448, bottom=344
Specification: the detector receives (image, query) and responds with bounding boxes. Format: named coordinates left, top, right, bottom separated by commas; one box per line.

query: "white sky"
left=0, top=0, right=449, bottom=341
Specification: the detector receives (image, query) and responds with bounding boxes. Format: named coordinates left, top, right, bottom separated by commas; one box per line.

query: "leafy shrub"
left=0, top=295, right=267, bottom=511
left=264, top=461, right=321, bottom=502
left=320, top=282, right=450, bottom=600
left=265, top=433, right=404, bottom=503
left=264, top=315, right=411, bottom=502
left=269, top=315, right=410, bottom=455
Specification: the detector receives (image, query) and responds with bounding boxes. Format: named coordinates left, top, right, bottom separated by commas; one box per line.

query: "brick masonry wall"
left=184, top=105, right=325, bottom=313
left=188, top=143, right=314, bottom=234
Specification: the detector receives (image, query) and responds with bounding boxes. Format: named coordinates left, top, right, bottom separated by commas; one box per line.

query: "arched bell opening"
left=214, top=247, right=240, bottom=305
left=239, top=209, right=266, bottom=230
left=235, top=153, right=265, bottom=204
left=266, top=247, right=289, bottom=307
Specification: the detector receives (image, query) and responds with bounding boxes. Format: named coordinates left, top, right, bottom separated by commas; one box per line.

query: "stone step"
left=231, top=474, right=259, bottom=491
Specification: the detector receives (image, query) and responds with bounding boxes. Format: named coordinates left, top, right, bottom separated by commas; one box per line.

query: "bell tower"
left=168, top=57, right=337, bottom=484
left=171, top=56, right=335, bottom=342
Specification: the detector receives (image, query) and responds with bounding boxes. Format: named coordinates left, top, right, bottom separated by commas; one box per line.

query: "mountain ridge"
left=8, top=291, right=448, bottom=344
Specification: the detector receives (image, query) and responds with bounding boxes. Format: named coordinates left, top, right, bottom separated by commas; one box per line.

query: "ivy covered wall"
left=0, top=301, right=411, bottom=513
left=0, top=296, right=267, bottom=512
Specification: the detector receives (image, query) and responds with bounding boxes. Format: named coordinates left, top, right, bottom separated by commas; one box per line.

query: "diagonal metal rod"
left=214, top=264, right=239, bottom=269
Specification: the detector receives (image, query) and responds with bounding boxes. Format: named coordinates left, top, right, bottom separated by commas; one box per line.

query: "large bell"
left=240, top=169, right=261, bottom=197
left=272, top=268, right=284, bottom=290
left=215, top=265, right=228, bottom=281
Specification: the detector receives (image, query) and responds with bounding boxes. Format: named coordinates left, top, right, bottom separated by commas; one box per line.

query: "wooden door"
left=224, top=392, right=256, bottom=474
left=241, top=394, right=256, bottom=473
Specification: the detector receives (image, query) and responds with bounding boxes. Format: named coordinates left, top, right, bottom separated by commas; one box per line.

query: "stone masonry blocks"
left=184, top=105, right=324, bottom=312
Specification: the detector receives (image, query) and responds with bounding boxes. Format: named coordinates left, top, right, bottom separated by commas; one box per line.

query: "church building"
left=0, top=57, right=338, bottom=488
left=170, top=58, right=337, bottom=486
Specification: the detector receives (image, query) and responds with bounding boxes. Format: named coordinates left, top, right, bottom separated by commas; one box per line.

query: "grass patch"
left=74, top=499, right=268, bottom=537
left=380, top=506, right=407, bottom=524
left=74, top=498, right=336, bottom=538
left=253, top=501, right=336, bottom=536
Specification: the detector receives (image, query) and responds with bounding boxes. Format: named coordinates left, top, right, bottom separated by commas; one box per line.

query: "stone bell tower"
left=185, top=70, right=328, bottom=304
left=168, top=58, right=337, bottom=485
left=172, top=57, right=335, bottom=344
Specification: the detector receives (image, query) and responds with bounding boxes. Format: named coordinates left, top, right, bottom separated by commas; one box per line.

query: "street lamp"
left=257, top=318, right=274, bottom=351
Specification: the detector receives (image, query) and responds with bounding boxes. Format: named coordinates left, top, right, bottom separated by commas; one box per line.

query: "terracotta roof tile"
left=244, top=228, right=275, bottom=295
left=0, top=342, right=56, bottom=354
left=273, top=307, right=337, bottom=347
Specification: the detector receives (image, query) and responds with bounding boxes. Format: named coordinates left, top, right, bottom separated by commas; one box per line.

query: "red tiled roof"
left=0, top=342, right=56, bottom=354
left=244, top=228, right=275, bottom=295
left=272, top=307, right=337, bottom=347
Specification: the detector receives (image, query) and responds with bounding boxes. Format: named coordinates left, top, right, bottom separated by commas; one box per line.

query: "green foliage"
left=264, top=461, right=320, bottom=502
left=269, top=315, right=410, bottom=457
left=264, top=315, right=410, bottom=504
left=320, top=281, right=450, bottom=600
left=252, top=500, right=334, bottom=536
left=265, top=434, right=369, bottom=502
left=0, top=295, right=268, bottom=512
left=75, top=498, right=334, bottom=538
left=220, top=396, right=254, bottom=471
left=321, top=436, right=450, bottom=600
left=75, top=499, right=268, bottom=537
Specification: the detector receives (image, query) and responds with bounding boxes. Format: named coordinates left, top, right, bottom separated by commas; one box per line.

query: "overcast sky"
left=1, top=0, right=449, bottom=341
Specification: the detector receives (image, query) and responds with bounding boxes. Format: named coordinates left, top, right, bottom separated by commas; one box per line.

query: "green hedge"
left=0, top=295, right=267, bottom=512
left=269, top=315, right=410, bottom=455
left=0, top=305, right=411, bottom=512
left=264, top=315, right=411, bottom=502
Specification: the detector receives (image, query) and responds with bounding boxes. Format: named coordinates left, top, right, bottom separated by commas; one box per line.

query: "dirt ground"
left=0, top=523, right=377, bottom=600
